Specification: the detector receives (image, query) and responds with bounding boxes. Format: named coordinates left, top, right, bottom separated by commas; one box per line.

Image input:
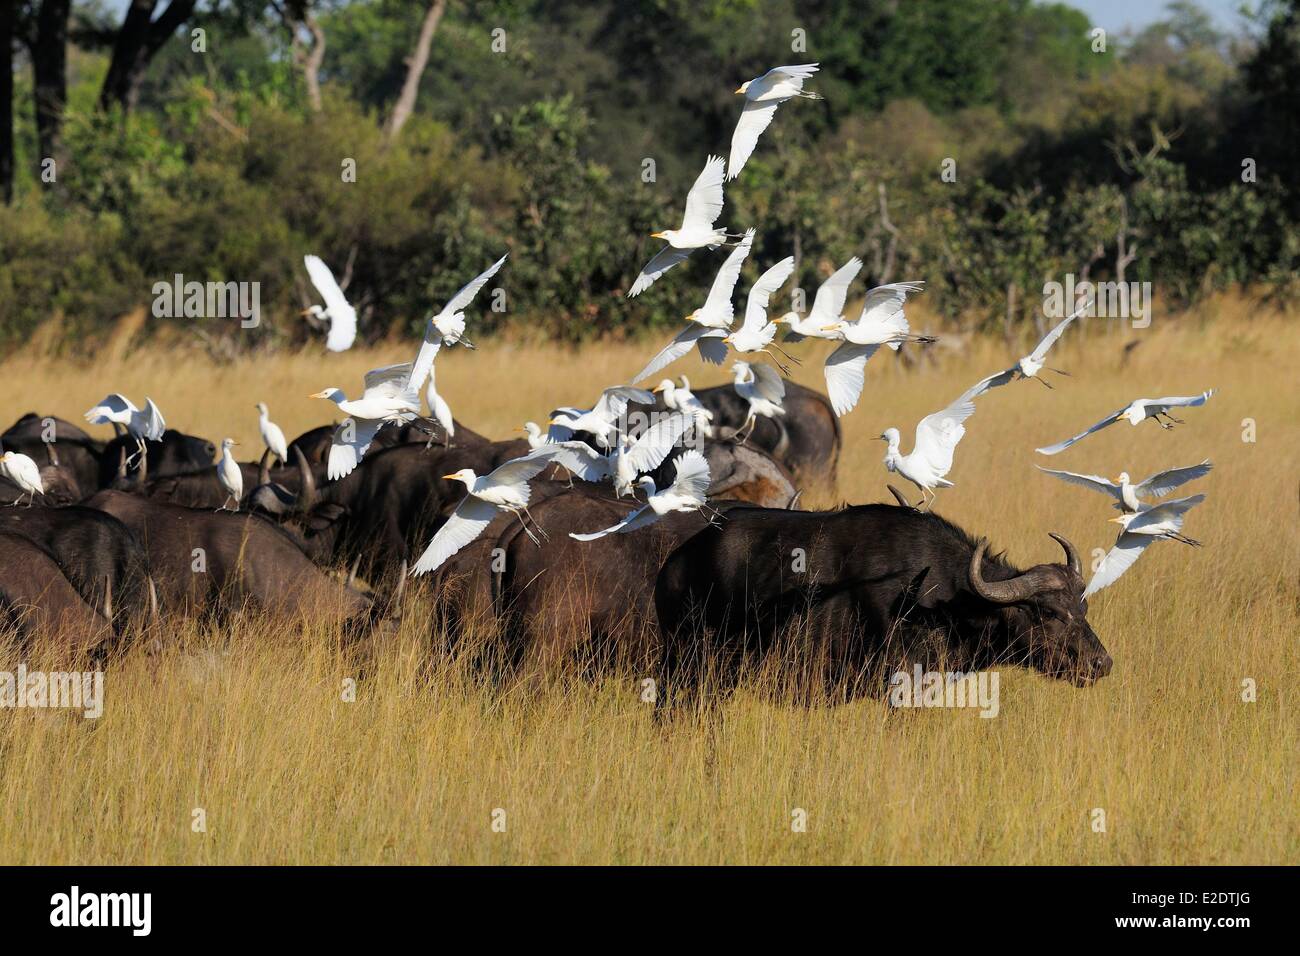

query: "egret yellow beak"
left=819, top=323, right=840, bottom=331
left=650, top=231, right=667, bottom=239
left=308, top=391, right=325, bottom=399
left=1108, top=516, right=1126, bottom=524
left=299, top=308, right=312, bottom=317
left=652, top=384, right=664, bottom=393
left=441, top=473, right=458, bottom=480
left=733, top=86, right=744, bottom=94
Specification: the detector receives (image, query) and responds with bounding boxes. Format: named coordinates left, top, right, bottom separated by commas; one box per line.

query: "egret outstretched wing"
left=1138, top=390, right=1217, bottom=415
left=634, top=326, right=728, bottom=382
left=84, top=393, right=136, bottom=426
left=961, top=368, right=1018, bottom=401
left=1126, top=494, right=1205, bottom=534
left=807, top=257, right=863, bottom=325
left=592, top=386, right=654, bottom=426
left=569, top=505, right=656, bottom=541
left=739, top=257, right=795, bottom=335
left=824, top=342, right=881, bottom=417
left=700, top=228, right=754, bottom=321
left=140, top=398, right=166, bottom=440
left=629, top=246, right=693, bottom=297
left=727, top=100, right=780, bottom=180
left=411, top=495, right=500, bottom=576
left=681, top=155, right=726, bottom=231
left=750, top=363, right=786, bottom=404
left=304, top=255, right=357, bottom=352
left=1027, top=300, right=1089, bottom=364
left=486, top=446, right=564, bottom=491
left=762, top=63, right=820, bottom=85
left=913, top=393, right=976, bottom=476
left=1035, top=406, right=1126, bottom=456
left=1136, top=460, right=1212, bottom=498
left=362, top=362, right=418, bottom=405
left=666, top=449, right=711, bottom=501
left=1084, top=532, right=1154, bottom=598
left=546, top=441, right=612, bottom=483
left=328, top=417, right=383, bottom=480
left=623, top=413, right=689, bottom=474
left=1035, top=466, right=1123, bottom=501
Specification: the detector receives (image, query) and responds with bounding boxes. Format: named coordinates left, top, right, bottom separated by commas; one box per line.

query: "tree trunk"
left=383, top=0, right=447, bottom=144
left=294, top=12, right=326, bottom=112
left=98, top=0, right=197, bottom=114
left=33, top=0, right=71, bottom=173
left=0, top=0, right=14, bottom=203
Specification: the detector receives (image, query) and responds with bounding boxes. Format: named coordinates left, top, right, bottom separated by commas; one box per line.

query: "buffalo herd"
left=0, top=380, right=1111, bottom=704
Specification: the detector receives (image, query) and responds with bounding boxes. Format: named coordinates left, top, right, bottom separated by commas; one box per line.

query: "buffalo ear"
left=304, top=502, right=348, bottom=533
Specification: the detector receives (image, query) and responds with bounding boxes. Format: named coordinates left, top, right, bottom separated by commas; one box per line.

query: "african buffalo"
left=0, top=505, right=155, bottom=635
left=83, top=491, right=383, bottom=632
left=654, top=502, right=1110, bottom=707
left=98, top=428, right=216, bottom=487
left=0, top=532, right=114, bottom=653
left=2, top=413, right=103, bottom=495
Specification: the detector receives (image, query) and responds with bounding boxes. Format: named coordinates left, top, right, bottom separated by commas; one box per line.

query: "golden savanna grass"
left=0, top=294, right=1296, bottom=864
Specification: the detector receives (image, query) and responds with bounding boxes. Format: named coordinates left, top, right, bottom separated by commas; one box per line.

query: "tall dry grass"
left=0, top=295, right=1296, bottom=864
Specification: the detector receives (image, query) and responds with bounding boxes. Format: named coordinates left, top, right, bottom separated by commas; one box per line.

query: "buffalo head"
left=969, top=533, right=1111, bottom=686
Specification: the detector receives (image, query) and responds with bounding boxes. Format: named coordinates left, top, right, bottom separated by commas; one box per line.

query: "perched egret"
left=727, top=63, right=822, bottom=180
left=1037, top=460, right=1212, bottom=513
left=549, top=385, right=654, bottom=449
left=425, top=364, right=454, bottom=440
left=255, top=403, right=289, bottom=465
left=877, top=387, right=978, bottom=510
left=725, top=256, right=798, bottom=373
left=731, top=361, right=785, bottom=441
left=408, top=254, right=508, bottom=384
left=965, top=299, right=1091, bottom=397
left=629, top=155, right=734, bottom=297
left=519, top=422, right=548, bottom=450
left=819, top=281, right=930, bottom=417
left=654, top=377, right=714, bottom=436
left=1085, top=494, right=1206, bottom=598
left=632, top=229, right=754, bottom=382
left=570, top=450, right=713, bottom=541
left=1036, top=390, right=1216, bottom=456
left=777, top=256, right=863, bottom=342
left=410, top=447, right=564, bottom=575
left=0, top=451, right=44, bottom=506
left=85, top=393, right=166, bottom=464
left=311, top=363, right=422, bottom=479
left=548, top=412, right=689, bottom=497
left=216, top=438, right=242, bottom=511
left=302, top=255, right=357, bottom=352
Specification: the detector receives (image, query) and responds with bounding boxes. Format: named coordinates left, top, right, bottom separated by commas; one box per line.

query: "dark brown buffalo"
left=97, top=429, right=217, bottom=487
left=0, top=505, right=155, bottom=634
left=0, top=532, right=115, bottom=653
left=2, top=413, right=103, bottom=496
left=654, top=501, right=1110, bottom=708
left=120, top=446, right=319, bottom=513
left=83, top=490, right=380, bottom=631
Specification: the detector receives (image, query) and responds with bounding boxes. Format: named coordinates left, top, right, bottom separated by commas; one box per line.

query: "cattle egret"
left=629, top=155, right=734, bottom=297
left=410, top=447, right=564, bottom=575
left=1036, top=390, right=1216, bottom=456
left=728, top=63, right=822, bottom=180
left=777, top=256, right=863, bottom=341
left=1085, top=494, right=1206, bottom=598
left=965, top=300, right=1090, bottom=397
left=255, top=403, right=289, bottom=464
left=633, top=229, right=754, bottom=382
left=819, top=281, right=930, bottom=416
left=408, top=254, right=508, bottom=386
left=0, top=451, right=44, bottom=506
left=570, top=450, right=713, bottom=541
left=519, top=422, right=548, bottom=450
left=549, top=385, right=654, bottom=449
left=732, top=361, right=785, bottom=441
left=877, top=387, right=978, bottom=510
left=725, top=256, right=798, bottom=373
left=549, top=413, right=689, bottom=497
left=311, top=363, right=421, bottom=479
left=302, top=255, right=357, bottom=352
left=85, top=393, right=166, bottom=464
left=654, top=377, right=714, bottom=436
left=1038, top=460, right=1212, bottom=512
left=216, top=438, right=242, bottom=510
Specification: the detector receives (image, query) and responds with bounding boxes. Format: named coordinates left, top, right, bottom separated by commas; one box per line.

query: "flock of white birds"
left=0, top=66, right=1217, bottom=600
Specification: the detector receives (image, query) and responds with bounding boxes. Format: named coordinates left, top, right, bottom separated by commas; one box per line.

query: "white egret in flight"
left=216, top=438, right=242, bottom=511
left=731, top=361, right=785, bottom=441
left=819, top=281, right=930, bottom=417
left=548, top=412, right=689, bottom=497
left=725, top=256, right=798, bottom=373
left=409, top=254, right=508, bottom=381
left=728, top=63, right=822, bottom=180
left=1036, top=390, right=1216, bottom=456
left=410, top=447, right=565, bottom=576
left=877, top=387, right=978, bottom=510
left=570, top=450, right=713, bottom=541
left=255, top=403, right=289, bottom=465
left=1037, top=460, right=1211, bottom=513
left=0, top=451, right=44, bottom=506
left=549, top=385, right=654, bottom=449
left=1085, top=494, right=1206, bottom=598
left=777, top=256, right=863, bottom=341
left=632, top=229, right=754, bottom=382
left=311, top=363, right=421, bottom=479
left=629, top=155, right=734, bottom=297
left=965, top=299, right=1091, bottom=397
left=302, top=255, right=357, bottom=352
left=85, top=393, right=166, bottom=464
left=654, top=377, right=714, bottom=436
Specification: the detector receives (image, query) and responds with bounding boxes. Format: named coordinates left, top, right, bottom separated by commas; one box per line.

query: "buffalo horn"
left=138, top=445, right=148, bottom=483
left=1050, top=532, right=1081, bottom=576
left=46, top=442, right=59, bottom=466
left=347, top=555, right=362, bottom=588
left=293, top=446, right=317, bottom=512
left=148, top=577, right=160, bottom=622
left=969, top=538, right=1062, bottom=605
left=117, top=448, right=128, bottom=479
left=258, top=448, right=273, bottom=487
left=102, top=576, right=113, bottom=623
left=887, top=484, right=912, bottom=509
left=391, top=561, right=407, bottom=613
